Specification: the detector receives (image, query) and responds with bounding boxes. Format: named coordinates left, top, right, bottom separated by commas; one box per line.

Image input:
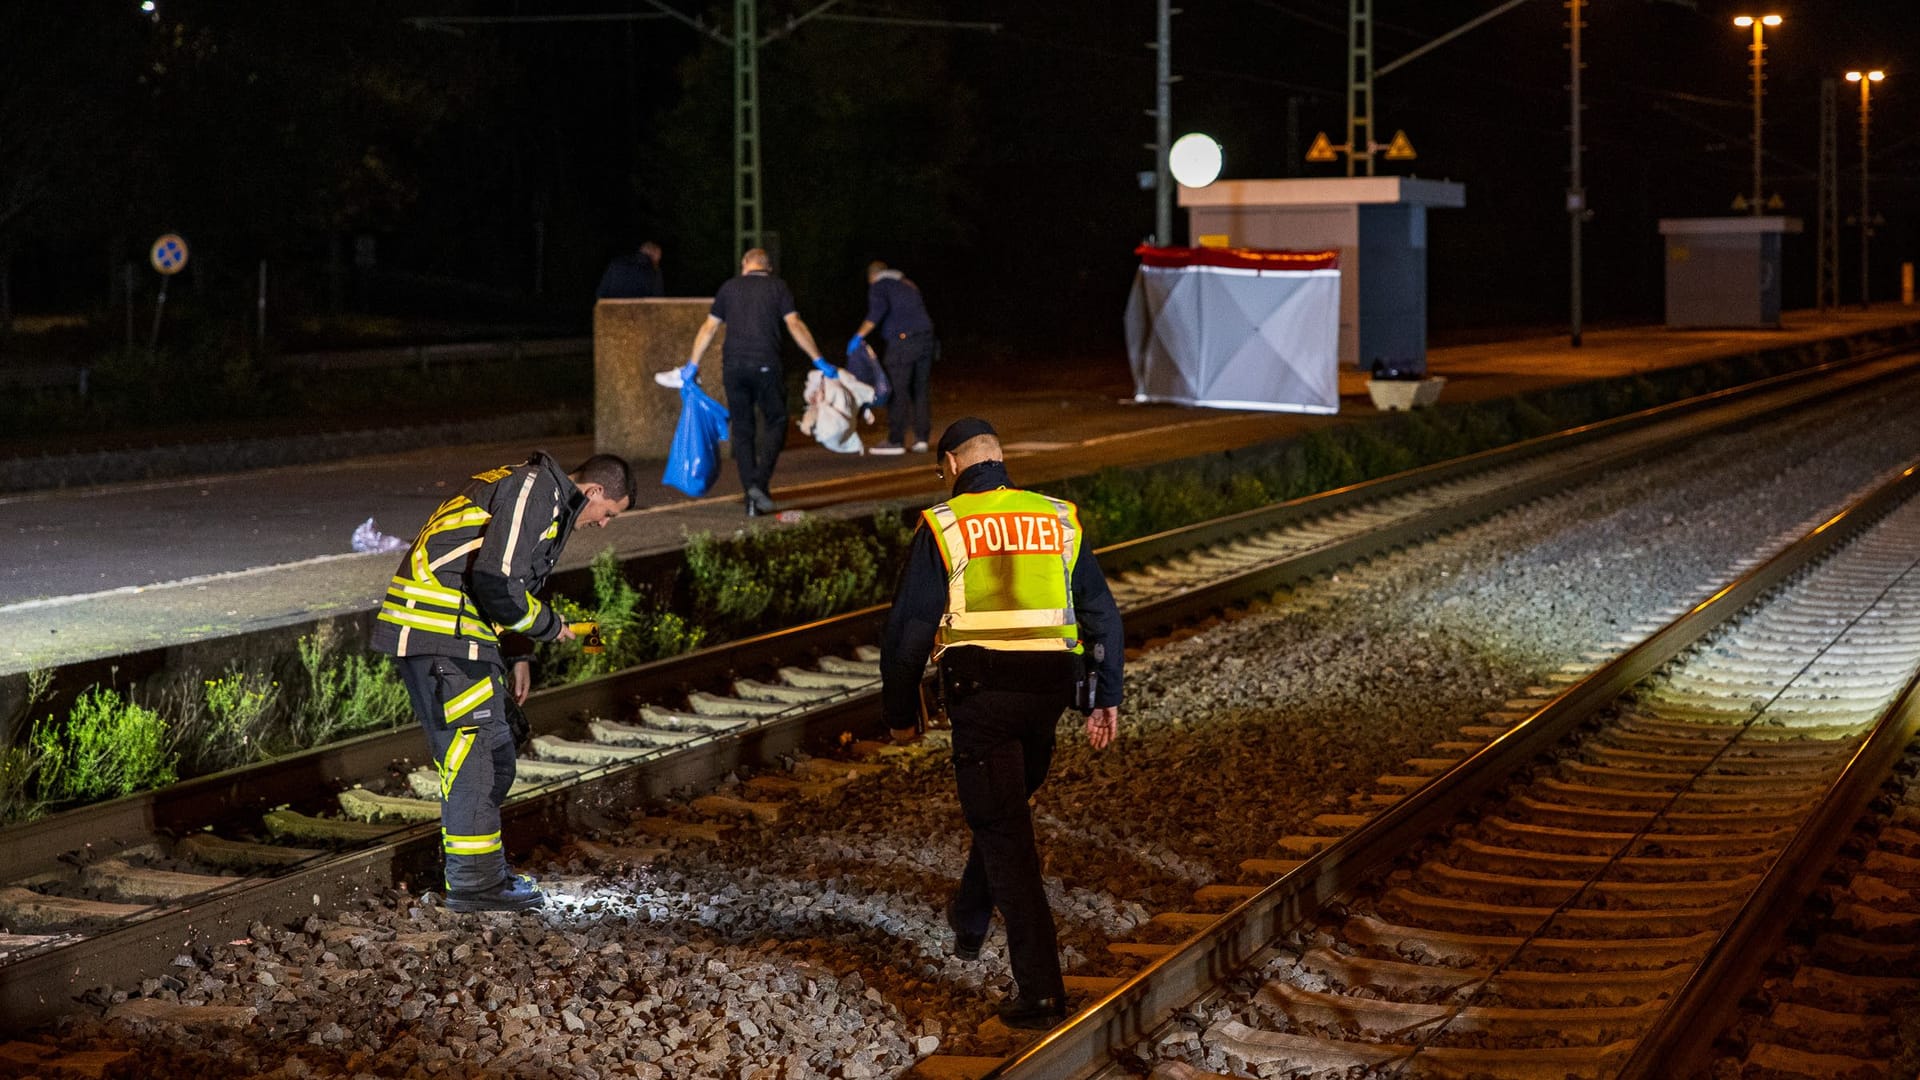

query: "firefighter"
left=370, top=452, right=633, bottom=912
left=879, top=417, right=1124, bottom=1029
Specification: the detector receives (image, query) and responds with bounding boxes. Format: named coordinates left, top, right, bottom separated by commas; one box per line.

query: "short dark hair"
left=573, top=454, right=636, bottom=505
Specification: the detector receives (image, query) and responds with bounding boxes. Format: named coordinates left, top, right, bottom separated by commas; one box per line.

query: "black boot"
left=996, top=994, right=1067, bottom=1031
left=946, top=900, right=983, bottom=961
left=446, top=873, right=545, bottom=913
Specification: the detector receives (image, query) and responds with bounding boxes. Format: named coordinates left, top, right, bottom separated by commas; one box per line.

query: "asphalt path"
left=0, top=436, right=596, bottom=607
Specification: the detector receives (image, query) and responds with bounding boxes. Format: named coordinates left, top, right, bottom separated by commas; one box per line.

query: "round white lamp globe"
left=1168, top=133, right=1224, bottom=188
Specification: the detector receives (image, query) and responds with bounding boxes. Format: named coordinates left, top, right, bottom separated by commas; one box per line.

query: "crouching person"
left=371, top=452, right=633, bottom=911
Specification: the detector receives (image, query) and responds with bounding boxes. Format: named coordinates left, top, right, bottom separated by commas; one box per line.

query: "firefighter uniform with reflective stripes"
left=370, top=451, right=583, bottom=894
left=880, top=458, right=1124, bottom=1006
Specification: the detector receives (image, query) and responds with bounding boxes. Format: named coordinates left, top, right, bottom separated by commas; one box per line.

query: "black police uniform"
left=879, top=456, right=1124, bottom=1017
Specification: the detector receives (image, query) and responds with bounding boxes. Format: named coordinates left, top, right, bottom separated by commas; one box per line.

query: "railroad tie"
left=0, top=1045, right=135, bottom=1078
left=816, top=655, right=882, bottom=677
left=1240, top=856, right=1308, bottom=876
left=0, top=886, right=152, bottom=928
left=907, top=1054, right=1008, bottom=1080
left=685, top=690, right=788, bottom=717
left=742, top=775, right=845, bottom=801
left=337, top=788, right=440, bottom=824
left=690, top=794, right=784, bottom=824
left=1194, top=884, right=1262, bottom=905
left=1741, top=1042, right=1885, bottom=1079
left=596, top=716, right=704, bottom=744
left=262, top=809, right=394, bottom=844
left=1254, top=980, right=1659, bottom=1041
left=733, top=677, right=834, bottom=704
left=632, top=817, right=733, bottom=843
left=1199, top=1018, right=1636, bottom=1078
left=572, top=838, right=669, bottom=867
left=530, top=733, right=654, bottom=764
left=635, top=706, right=745, bottom=733
left=777, top=666, right=872, bottom=691
left=107, top=999, right=257, bottom=1029
left=173, top=833, right=322, bottom=869
left=80, top=858, right=240, bottom=903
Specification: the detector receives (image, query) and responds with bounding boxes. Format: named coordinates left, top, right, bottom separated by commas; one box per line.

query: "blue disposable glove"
left=811, top=357, right=839, bottom=379
left=844, top=334, right=866, bottom=357
left=680, top=360, right=699, bottom=381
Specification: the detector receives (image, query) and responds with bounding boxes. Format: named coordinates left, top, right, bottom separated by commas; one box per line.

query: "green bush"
left=31, top=686, right=177, bottom=805
left=292, top=636, right=412, bottom=746
left=539, top=548, right=708, bottom=683
left=685, top=518, right=893, bottom=637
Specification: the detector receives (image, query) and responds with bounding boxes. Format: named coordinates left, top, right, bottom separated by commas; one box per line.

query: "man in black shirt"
left=684, top=249, right=832, bottom=516
left=595, top=241, right=663, bottom=299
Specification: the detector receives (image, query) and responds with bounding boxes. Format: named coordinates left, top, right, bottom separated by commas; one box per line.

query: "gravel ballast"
left=19, top=379, right=1920, bottom=1079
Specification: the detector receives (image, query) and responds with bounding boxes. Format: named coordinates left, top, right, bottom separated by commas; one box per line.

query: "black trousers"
left=723, top=362, right=788, bottom=494
left=882, top=333, right=936, bottom=446
left=394, top=654, right=516, bottom=892
left=946, top=683, right=1066, bottom=1002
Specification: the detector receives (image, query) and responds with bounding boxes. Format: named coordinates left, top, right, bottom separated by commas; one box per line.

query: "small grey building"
left=1657, top=216, right=1802, bottom=329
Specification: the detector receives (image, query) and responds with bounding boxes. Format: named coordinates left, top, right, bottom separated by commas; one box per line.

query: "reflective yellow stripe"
left=947, top=608, right=1075, bottom=630
left=443, top=680, right=493, bottom=724
left=499, top=473, right=537, bottom=574
left=541, top=521, right=559, bottom=540
left=941, top=637, right=1077, bottom=652
left=426, top=507, right=491, bottom=536
left=428, top=538, right=483, bottom=572
left=387, top=578, right=465, bottom=607
left=442, top=830, right=502, bottom=855
left=379, top=606, right=458, bottom=633
left=505, top=595, right=543, bottom=634
left=439, top=727, right=477, bottom=799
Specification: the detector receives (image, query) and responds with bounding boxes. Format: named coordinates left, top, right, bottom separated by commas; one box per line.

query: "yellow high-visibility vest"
left=923, top=487, right=1082, bottom=655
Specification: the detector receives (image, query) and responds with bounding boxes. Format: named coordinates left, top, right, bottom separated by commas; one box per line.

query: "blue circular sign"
left=150, top=234, right=189, bottom=275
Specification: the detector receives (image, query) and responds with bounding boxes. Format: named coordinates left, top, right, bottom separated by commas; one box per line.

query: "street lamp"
left=1846, top=70, right=1885, bottom=308
left=1733, top=14, right=1782, bottom=214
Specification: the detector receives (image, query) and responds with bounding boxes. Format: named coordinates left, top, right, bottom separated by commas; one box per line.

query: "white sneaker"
left=870, top=442, right=907, bottom=455
left=652, top=368, right=684, bottom=389
left=910, top=441, right=929, bottom=453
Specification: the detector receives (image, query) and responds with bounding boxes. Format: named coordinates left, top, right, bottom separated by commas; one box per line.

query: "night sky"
left=4, top=1, right=1916, bottom=359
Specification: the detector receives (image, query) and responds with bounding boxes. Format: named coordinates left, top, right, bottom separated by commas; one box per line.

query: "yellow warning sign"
left=1197, top=234, right=1230, bottom=249
left=1730, top=194, right=1750, bottom=212
left=1383, top=130, right=1417, bottom=161
left=1305, top=132, right=1338, bottom=163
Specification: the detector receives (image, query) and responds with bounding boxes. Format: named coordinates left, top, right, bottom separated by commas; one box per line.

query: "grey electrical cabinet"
left=1658, top=217, right=1802, bottom=329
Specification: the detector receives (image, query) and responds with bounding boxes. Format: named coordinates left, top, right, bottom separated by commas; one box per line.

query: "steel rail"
left=988, top=464, right=1920, bottom=1080
left=1619, top=546, right=1920, bottom=1077
left=3, top=350, right=1917, bottom=1027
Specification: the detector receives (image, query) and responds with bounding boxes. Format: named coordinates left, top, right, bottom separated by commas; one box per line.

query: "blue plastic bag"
left=842, top=341, right=891, bottom=407
left=662, top=379, right=730, bottom=498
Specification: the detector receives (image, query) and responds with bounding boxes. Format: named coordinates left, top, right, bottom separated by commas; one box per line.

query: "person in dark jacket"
left=596, top=241, right=664, bottom=299
left=683, top=248, right=832, bottom=516
left=880, top=417, right=1123, bottom=1029
left=370, top=451, right=633, bottom=912
left=847, top=260, right=937, bottom=455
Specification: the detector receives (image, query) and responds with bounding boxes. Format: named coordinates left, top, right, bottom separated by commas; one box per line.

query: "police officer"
left=880, top=418, right=1123, bottom=1029
left=847, top=260, right=937, bottom=455
left=371, top=452, right=633, bottom=912
left=683, top=248, right=834, bottom=516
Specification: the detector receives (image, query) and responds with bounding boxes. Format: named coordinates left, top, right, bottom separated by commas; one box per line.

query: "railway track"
left=981, top=464, right=1920, bottom=1079
left=2, top=349, right=1917, bottom=1033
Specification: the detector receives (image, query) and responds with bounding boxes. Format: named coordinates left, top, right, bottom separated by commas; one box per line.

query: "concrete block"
left=594, top=299, right=729, bottom=464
